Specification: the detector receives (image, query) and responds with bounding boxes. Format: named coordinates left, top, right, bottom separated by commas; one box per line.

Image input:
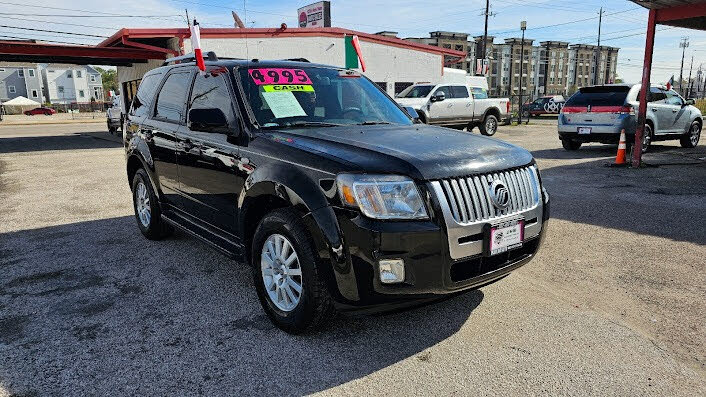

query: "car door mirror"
left=188, top=108, right=231, bottom=134
left=403, top=106, right=421, bottom=123
left=430, top=92, right=445, bottom=102
left=685, top=98, right=695, bottom=106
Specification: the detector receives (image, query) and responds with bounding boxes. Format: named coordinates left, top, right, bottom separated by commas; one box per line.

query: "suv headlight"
left=336, top=174, right=428, bottom=220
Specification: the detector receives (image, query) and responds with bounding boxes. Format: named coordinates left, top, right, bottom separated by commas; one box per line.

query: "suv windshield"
left=237, top=66, right=412, bottom=128
left=565, top=86, right=630, bottom=107
left=397, top=85, right=434, bottom=98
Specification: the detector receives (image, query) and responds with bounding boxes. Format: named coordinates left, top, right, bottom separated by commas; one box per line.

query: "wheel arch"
left=483, top=106, right=501, bottom=122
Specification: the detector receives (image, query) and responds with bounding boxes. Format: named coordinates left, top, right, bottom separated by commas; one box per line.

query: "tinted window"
left=129, top=73, right=162, bottom=117
left=188, top=73, right=237, bottom=129
left=398, top=85, right=433, bottom=98
left=664, top=90, right=683, bottom=106
left=565, top=86, right=629, bottom=107
left=450, top=86, right=469, bottom=98
left=155, top=72, right=191, bottom=122
left=471, top=87, right=488, bottom=99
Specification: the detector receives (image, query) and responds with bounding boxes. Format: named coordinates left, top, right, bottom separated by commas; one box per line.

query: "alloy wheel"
left=642, top=125, right=652, bottom=153
left=690, top=123, right=701, bottom=146
left=135, top=182, right=151, bottom=227
left=261, top=234, right=303, bottom=312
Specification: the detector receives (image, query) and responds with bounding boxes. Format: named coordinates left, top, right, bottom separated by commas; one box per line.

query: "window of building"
left=67, top=71, right=73, bottom=78
left=374, top=82, right=387, bottom=91
left=454, top=44, right=463, bottom=51
left=442, top=44, right=451, bottom=49
left=28, top=69, right=35, bottom=77
left=90, top=75, right=96, bottom=82
left=154, top=72, right=192, bottom=122
left=394, top=82, right=413, bottom=95
left=18, top=70, right=24, bottom=78
left=58, top=86, right=64, bottom=94
left=79, top=90, right=85, bottom=98
left=76, top=70, right=82, bottom=78
left=8, top=86, right=15, bottom=93
left=31, top=89, right=38, bottom=98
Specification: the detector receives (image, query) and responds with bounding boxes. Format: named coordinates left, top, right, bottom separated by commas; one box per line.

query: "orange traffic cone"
left=615, top=129, right=627, bottom=165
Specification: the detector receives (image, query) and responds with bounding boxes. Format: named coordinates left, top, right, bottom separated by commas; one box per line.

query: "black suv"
left=124, top=54, right=550, bottom=333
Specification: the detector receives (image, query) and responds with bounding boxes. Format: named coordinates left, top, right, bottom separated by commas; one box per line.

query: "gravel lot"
left=0, top=121, right=704, bottom=396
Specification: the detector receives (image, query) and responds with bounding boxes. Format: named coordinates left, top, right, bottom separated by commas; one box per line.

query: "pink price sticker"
left=249, top=68, right=312, bottom=85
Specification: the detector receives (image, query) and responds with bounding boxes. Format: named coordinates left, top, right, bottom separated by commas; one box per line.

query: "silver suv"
left=558, top=84, right=702, bottom=152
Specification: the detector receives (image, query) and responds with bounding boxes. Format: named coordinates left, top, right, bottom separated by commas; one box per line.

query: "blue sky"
left=4, top=0, right=706, bottom=84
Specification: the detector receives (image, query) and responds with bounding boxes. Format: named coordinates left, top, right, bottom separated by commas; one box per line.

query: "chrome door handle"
left=651, top=108, right=659, bottom=112
left=672, top=109, right=678, bottom=113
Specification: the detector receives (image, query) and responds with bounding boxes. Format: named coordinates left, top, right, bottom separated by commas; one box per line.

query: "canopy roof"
left=3, top=96, right=40, bottom=106
left=630, top=0, right=706, bottom=30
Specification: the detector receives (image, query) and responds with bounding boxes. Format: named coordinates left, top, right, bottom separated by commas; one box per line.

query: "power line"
left=0, top=12, right=183, bottom=18
left=0, top=24, right=108, bottom=38
left=0, top=34, right=90, bottom=46
left=489, top=7, right=640, bottom=36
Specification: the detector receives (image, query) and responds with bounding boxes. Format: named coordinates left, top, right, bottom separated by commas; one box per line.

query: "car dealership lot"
left=0, top=123, right=704, bottom=395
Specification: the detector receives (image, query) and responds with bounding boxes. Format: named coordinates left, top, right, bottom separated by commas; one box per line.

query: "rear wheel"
left=561, top=139, right=582, bottom=151
left=680, top=121, right=701, bottom=148
left=479, top=114, right=498, bottom=136
left=131, top=169, right=171, bottom=240
left=252, top=208, right=335, bottom=334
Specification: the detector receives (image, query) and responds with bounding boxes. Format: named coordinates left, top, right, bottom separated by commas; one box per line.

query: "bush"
left=695, top=99, right=706, bottom=114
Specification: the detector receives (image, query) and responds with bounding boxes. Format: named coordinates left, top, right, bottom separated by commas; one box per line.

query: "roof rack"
left=163, top=51, right=218, bottom=66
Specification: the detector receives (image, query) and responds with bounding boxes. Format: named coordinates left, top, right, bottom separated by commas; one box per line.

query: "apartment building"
left=538, top=41, right=570, bottom=96
left=498, top=38, right=535, bottom=97
left=0, top=63, right=43, bottom=103
left=41, top=65, right=103, bottom=104
left=405, top=31, right=471, bottom=71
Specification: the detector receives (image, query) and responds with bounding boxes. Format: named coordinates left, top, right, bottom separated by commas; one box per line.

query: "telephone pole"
left=686, top=55, right=694, bottom=98
left=594, top=7, right=603, bottom=85
left=481, top=0, right=490, bottom=72
left=679, top=37, right=689, bottom=94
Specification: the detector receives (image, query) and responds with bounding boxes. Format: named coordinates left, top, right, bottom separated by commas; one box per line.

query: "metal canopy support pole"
left=633, top=8, right=657, bottom=167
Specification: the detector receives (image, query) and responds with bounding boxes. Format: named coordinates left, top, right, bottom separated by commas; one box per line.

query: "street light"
left=519, top=20, right=527, bottom=124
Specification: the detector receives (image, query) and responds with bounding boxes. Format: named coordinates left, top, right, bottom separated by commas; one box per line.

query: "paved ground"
left=0, top=113, right=107, bottom=126
left=0, top=122, right=704, bottom=396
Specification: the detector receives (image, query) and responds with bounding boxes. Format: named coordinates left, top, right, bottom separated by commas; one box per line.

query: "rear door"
left=149, top=69, right=193, bottom=208
left=177, top=68, right=243, bottom=234
left=449, top=85, right=473, bottom=122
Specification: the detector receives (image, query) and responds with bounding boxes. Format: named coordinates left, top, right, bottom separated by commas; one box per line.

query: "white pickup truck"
left=106, top=95, right=123, bottom=135
left=396, top=83, right=510, bottom=136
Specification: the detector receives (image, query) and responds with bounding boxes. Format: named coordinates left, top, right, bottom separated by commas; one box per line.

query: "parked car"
left=124, top=55, right=549, bottom=333
left=395, top=83, right=510, bottom=136
left=0, top=100, right=4, bottom=121
left=107, top=95, right=123, bottom=134
left=558, top=84, right=702, bottom=151
left=24, top=107, right=56, bottom=116
left=522, top=95, right=565, bottom=118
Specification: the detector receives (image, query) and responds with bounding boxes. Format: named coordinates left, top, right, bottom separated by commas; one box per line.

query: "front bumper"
left=321, top=176, right=549, bottom=309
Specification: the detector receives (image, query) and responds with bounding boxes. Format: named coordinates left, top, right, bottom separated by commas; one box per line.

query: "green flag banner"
left=344, top=35, right=359, bottom=69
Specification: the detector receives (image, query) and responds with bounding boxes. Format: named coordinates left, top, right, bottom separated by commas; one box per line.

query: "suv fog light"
left=379, top=259, right=405, bottom=284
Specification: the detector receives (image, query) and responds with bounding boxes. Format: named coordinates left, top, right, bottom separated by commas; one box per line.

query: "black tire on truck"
left=561, top=139, right=582, bottom=151
left=479, top=114, right=498, bottom=136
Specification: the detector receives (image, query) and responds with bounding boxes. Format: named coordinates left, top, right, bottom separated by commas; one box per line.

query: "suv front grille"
left=436, top=165, right=540, bottom=225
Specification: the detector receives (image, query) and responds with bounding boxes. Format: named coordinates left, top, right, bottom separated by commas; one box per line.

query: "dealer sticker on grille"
left=488, top=219, right=524, bottom=256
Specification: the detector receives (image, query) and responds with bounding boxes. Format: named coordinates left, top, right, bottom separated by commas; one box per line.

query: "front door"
left=664, top=89, right=691, bottom=134
left=429, top=85, right=454, bottom=122
left=177, top=69, right=243, bottom=235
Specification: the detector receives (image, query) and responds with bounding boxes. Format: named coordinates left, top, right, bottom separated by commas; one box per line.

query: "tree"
left=615, top=78, right=624, bottom=84
left=94, top=67, right=118, bottom=96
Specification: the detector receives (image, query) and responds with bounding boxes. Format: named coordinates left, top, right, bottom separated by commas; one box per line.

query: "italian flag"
left=190, top=19, right=206, bottom=73
left=344, top=35, right=366, bottom=72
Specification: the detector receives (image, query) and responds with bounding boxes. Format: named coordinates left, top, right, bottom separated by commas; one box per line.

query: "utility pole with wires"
left=593, top=7, right=603, bottom=85
left=686, top=55, right=694, bottom=98
left=480, top=0, right=495, bottom=76
left=678, top=37, right=689, bottom=94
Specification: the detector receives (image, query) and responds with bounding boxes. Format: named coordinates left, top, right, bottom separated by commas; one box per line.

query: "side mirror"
left=430, top=92, right=445, bottom=102
left=188, top=108, right=230, bottom=134
left=403, top=106, right=421, bottom=123
left=685, top=98, right=695, bottom=106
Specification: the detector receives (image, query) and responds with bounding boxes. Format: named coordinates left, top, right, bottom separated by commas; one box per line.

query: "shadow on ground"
left=0, top=132, right=121, bottom=154
left=537, top=144, right=706, bottom=245
left=0, top=216, right=482, bottom=395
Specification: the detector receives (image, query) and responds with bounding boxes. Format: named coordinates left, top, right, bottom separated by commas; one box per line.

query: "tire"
left=252, top=208, right=335, bottom=334
left=680, top=121, right=701, bottom=148
left=640, top=123, right=653, bottom=153
left=131, top=168, right=171, bottom=240
left=479, top=114, right=498, bottom=136
left=522, top=110, right=530, bottom=119
left=561, top=139, right=582, bottom=151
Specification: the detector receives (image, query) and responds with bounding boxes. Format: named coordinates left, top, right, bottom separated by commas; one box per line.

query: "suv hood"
left=265, top=124, right=533, bottom=180
left=395, top=97, right=429, bottom=109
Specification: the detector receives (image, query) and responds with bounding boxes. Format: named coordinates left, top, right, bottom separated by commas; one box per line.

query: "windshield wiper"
left=287, top=121, right=345, bottom=128
left=357, top=121, right=392, bottom=125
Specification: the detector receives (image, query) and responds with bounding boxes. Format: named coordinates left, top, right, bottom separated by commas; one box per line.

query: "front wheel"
left=680, top=121, right=701, bottom=148
left=479, top=114, right=498, bottom=136
left=252, top=208, right=335, bottom=334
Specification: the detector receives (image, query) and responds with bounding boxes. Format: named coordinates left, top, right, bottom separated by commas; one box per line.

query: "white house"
left=40, top=64, right=103, bottom=104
